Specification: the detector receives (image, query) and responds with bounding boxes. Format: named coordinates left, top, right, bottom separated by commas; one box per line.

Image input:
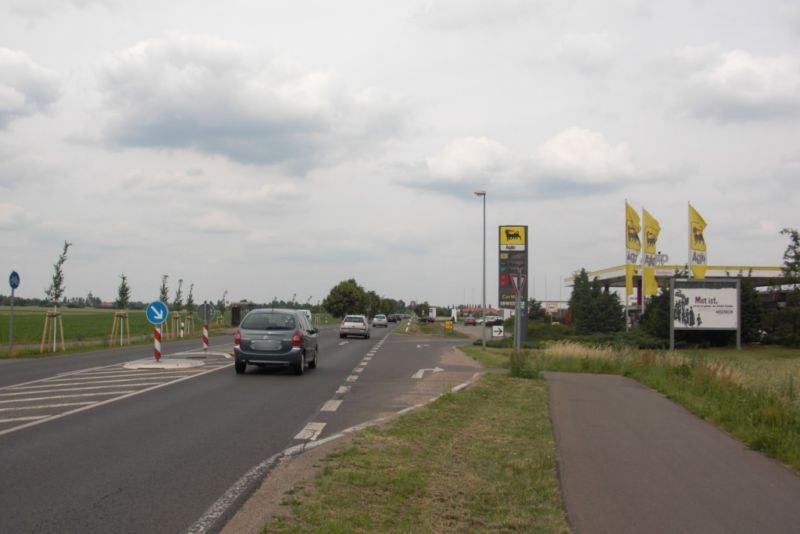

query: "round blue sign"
left=9, top=271, right=20, bottom=290
left=146, top=300, right=169, bottom=325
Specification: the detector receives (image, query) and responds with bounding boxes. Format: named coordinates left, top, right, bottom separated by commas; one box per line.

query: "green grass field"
left=0, top=306, right=232, bottom=357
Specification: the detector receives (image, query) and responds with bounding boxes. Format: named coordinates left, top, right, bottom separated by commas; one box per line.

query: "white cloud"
left=188, top=210, right=245, bottom=234
left=677, top=49, right=800, bottom=121
left=0, top=48, right=60, bottom=128
left=0, top=202, right=32, bottom=229
left=533, top=127, right=637, bottom=184
left=414, top=0, right=543, bottom=30
left=95, top=35, right=410, bottom=171
left=426, top=137, right=517, bottom=182
left=401, top=128, right=640, bottom=198
left=556, top=33, right=617, bottom=74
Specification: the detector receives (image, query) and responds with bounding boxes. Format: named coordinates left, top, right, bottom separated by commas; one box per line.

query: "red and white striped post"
left=202, top=322, right=209, bottom=352
left=154, top=325, right=162, bottom=361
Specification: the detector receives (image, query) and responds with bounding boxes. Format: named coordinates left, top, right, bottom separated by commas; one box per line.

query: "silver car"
left=234, top=308, right=318, bottom=375
left=339, top=314, right=371, bottom=339
left=372, top=314, right=388, bottom=328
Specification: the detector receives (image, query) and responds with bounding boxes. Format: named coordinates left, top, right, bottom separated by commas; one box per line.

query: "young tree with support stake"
left=42, top=241, right=71, bottom=352
left=111, top=274, right=131, bottom=346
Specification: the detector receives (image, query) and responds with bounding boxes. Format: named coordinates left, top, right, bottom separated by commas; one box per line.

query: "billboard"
left=671, top=280, right=738, bottom=330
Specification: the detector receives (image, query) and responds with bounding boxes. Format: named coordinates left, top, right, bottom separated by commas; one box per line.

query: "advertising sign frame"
left=498, top=225, right=528, bottom=342
left=669, top=278, right=740, bottom=350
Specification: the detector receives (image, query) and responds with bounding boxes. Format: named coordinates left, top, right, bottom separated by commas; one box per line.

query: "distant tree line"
left=322, top=279, right=407, bottom=318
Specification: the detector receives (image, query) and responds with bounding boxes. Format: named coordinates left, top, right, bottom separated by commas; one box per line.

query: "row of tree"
left=322, top=279, right=406, bottom=318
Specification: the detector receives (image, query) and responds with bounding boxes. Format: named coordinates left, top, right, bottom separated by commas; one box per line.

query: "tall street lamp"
left=474, top=190, right=486, bottom=349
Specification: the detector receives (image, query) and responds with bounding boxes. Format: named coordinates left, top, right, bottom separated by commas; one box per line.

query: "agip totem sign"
left=498, top=225, right=528, bottom=310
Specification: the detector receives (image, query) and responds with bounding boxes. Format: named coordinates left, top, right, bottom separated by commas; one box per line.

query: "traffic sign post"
left=8, top=271, right=19, bottom=355
left=510, top=270, right=527, bottom=364
left=146, top=301, right=169, bottom=361
left=196, top=302, right=215, bottom=352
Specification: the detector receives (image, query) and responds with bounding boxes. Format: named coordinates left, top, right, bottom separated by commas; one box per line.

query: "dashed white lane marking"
left=336, top=386, right=350, bottom=395
left=294, top=422, right=326, bottom=441
left=346, top=375, right=359, bottom=382
left=338, top=341, right=349, bottom=346
left=354, top=367, right=365, bottom=374
left=321, top=400, right=342, bottom=412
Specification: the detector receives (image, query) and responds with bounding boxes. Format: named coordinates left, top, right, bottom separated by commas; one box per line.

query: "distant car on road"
left=340, top=314, right=371, bottom=339
left=483, top=316, right=503, bottom=327
left=418, top=315, right=435, bottom=323
left=463, top=316, right=477, bottom=326
left=233, top=308, right=318, bottom=375
left=372, top=314, right=388, bottom=327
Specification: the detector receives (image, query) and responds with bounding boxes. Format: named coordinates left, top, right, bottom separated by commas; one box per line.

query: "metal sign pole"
left=9, top=286, right=14, bottom=355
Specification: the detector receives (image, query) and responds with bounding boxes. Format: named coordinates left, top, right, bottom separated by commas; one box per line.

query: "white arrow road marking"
left=321, top=400, right=342, bottom=412
left=412, top=367, right=444, bottom=379
left=294, top=422, right=326, bottom=441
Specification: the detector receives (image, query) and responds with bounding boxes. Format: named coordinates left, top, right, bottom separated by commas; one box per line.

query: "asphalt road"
left=547, top=372, right=800, bottom=534
left=0, top=323, right=474, bottom=533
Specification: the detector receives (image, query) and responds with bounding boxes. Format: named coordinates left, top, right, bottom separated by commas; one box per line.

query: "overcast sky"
left=1, top=0, right=798, bottom=308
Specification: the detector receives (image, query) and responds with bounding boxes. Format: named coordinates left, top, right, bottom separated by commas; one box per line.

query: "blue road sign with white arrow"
left=146, top=301, right=169, bottom=325
left=9, top=271, right=20, bottom=290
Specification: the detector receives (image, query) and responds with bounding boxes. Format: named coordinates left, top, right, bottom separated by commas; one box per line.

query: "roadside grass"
left=463, top=342, right=800, bottom=473
left=263, top=373, right=569, bottom=533
left=0, top=306, right=231, bottom=358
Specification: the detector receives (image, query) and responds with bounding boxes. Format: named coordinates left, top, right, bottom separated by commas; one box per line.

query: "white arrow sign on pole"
left=412, top=367, right=444, bottom=379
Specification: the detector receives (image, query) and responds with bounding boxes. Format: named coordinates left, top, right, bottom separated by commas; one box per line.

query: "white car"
left=372, top=314, right=388, bottom=327
left=339, top=314, right=371, bottom=339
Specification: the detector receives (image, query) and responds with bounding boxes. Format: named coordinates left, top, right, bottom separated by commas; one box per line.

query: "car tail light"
left=234, top=329, right=241, bottom=346
left=292, top=330, right=302, bottom=347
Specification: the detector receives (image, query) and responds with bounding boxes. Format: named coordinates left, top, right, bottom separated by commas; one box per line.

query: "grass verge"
left=463, top=342, right=800, bottom=472
left=262, top=373, right=569, bottom=533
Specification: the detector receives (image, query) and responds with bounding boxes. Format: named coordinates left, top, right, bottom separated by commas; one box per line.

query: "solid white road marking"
left=0, top=383, right=165, bottom=396
left=294, top=422, right=326, bottom=441
left=0, top=402, right=96, bottom=412
left=0, top=416, right=50, bottom=423
left=412, top=367, right=445, bottom=379
left=321, top=400, right=342, bottom=412
left=0, top=391, right=135, bottom=404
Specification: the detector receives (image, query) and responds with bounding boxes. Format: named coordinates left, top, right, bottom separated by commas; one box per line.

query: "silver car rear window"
left=241, top=312, right=296, bottom=330
left=344, top=316, right=365, bottom=323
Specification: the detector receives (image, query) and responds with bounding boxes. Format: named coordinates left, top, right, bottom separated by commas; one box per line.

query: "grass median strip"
left=263, top=373, right=569, bottom=533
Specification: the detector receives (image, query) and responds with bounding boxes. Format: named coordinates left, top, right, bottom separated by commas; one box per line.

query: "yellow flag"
left=625, top=201, right=641, bottom=297
left=689, top=204, right=707, bottom=279
left=642, top=208, right=661, bottom=297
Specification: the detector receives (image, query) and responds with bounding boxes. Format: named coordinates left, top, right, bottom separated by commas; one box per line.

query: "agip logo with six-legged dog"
left=499, top=225, right=526, bottom=251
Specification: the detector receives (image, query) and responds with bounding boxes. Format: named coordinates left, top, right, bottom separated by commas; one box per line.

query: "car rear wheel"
left=295, top=353, right=305, bottom=375
left=234, top=360, right=246, bottom=374
left=308, top=347, right=318, bottom=369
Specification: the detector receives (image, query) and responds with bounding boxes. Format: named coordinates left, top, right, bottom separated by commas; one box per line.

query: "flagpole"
left=641, top=205, right=646, bottom=317
left=624, top=199, right=630, bottom=330
left=688, top=202, right=692, bottom=279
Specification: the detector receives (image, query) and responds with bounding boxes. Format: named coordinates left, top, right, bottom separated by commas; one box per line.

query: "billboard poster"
left=672, top=280, right=738, bottom=330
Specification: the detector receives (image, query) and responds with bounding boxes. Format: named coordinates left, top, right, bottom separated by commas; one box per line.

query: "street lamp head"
left=474, top=190, right=486, bottom=197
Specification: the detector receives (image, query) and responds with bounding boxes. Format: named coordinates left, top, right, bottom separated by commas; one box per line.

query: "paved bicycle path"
left=546, top=372, right=800, bottom=534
